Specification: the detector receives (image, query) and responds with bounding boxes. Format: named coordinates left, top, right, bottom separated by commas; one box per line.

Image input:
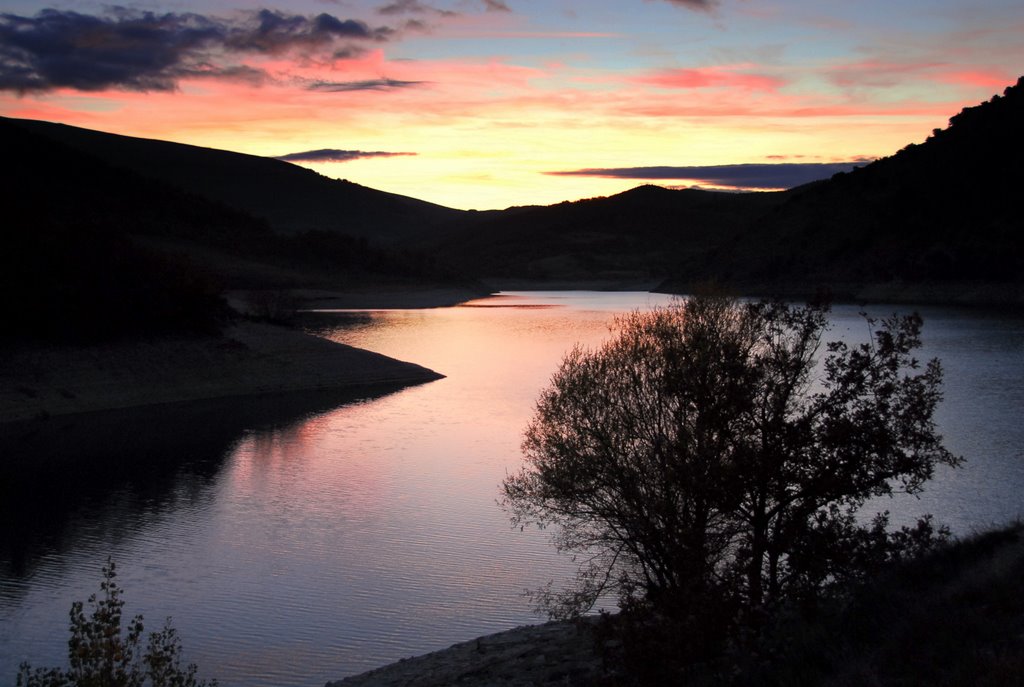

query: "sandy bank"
left=0, top=321, right=442, bottom=425
left=326, top=618, right=609, bottom=687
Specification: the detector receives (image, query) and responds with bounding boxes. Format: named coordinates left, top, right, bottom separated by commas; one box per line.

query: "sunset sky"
left=1, top=0, right=1021, bottom=210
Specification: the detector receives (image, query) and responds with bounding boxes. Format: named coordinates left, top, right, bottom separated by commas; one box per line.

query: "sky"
left=1, top=1, right=1021, bottom=210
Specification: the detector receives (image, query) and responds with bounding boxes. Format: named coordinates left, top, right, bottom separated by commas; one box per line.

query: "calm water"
left=1, top=291, right=1021, bottom=686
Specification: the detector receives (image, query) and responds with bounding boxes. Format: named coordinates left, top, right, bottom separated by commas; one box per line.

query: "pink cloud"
left=935, top=69, right=1015, bottom=91
left=823, top=57, right=1017, bottom=97
left=635, top=66, right=786, bottom=92
left=614, top=86, right=963, bottom=120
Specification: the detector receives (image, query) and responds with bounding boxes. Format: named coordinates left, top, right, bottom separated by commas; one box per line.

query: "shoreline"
left=0, top=320, right=442, bottom=426
left=268, top=286, right=490, bottom=311
left=325, top=618, right=609, bottom=687
left=653, top=279, right=1024, bottom=308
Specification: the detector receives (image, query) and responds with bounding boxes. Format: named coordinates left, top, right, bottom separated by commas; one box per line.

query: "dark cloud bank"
left=274, top=149, right=417, bottom=162
left=548, top=162, right=870, bottom=189
left=377, top=0, right=458, bottom=17
left=0, top=8, right=396, bottom=93
left=663, top=0, right=719, bottom=11
left=307, top=77, right=425, bottom=92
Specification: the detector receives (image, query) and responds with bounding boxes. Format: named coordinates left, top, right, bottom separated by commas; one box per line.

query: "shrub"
left=16, top=559, right=216, bottom=687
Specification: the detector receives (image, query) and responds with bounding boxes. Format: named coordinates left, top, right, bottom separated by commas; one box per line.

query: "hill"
left=0, top=117, right=475, bottom=342
left=659, top=77, right=1024, bottom=300
left=7, top=117, right=462, bottom=242
left=428, top=184, right=784, bottom=285
left=6, top=76, right=1021, bottom=305
left=429, top=77, right=1023, bottom=301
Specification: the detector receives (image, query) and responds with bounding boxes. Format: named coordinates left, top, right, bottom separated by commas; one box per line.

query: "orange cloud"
left=635, top=66, right=786, bottom=92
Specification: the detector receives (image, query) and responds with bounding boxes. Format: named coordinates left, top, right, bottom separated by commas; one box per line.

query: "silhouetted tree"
left=502, top=296, right=958, bottom=625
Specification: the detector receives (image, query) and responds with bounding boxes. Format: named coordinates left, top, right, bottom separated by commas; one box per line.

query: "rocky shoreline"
left=326, top=618, right=611, bottom=687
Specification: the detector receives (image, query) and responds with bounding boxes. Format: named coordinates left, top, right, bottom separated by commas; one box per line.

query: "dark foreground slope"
left=327, top=524, right=1024, bottom=686
left=1, top=117, right=238, bottom=341
left=660, top=77, right=1024, bottom=300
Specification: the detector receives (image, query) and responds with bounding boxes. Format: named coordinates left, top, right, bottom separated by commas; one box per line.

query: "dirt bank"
left=326, top=618, right=610, bottom=687
left=0, top=320, right=442, bottom=425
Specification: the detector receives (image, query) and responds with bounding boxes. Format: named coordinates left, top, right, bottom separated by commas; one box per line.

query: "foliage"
left=735, top=523, right=1024, bottom=686
left=672, top=76, right=1024, bottom=289
left=502, top=295, right=958, bottom=625
left=16, top=559, right=216, bottom=687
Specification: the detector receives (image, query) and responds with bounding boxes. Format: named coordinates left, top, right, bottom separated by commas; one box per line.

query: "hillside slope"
left=0, top=118, right=473, bottom=342
left=7, top=117, right=463, bottom=242
left=431, top=185, right=784, bottom=283
left=660, top=77, right=1024, bottom=298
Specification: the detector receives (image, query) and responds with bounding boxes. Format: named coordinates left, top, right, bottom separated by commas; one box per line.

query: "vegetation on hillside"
left=661, top=76, right=1024, bottom=293
left=591, top=522, right=1024, bottom=686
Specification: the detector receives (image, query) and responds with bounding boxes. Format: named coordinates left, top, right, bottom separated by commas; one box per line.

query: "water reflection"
left=1, top=292, right=1021, bottom=687
left=0, top=385, right=414, bottom=580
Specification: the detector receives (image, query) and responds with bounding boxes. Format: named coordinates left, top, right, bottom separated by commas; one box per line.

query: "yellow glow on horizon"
left=0, top=60, right=990, bottom=211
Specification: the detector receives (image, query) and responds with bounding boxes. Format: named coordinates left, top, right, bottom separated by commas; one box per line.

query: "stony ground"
left=326, top=618, right=615, bottom=687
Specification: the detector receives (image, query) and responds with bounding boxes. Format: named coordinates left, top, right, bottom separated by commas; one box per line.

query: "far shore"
left=282, top=286, right=491, bottom=311
left=0, top=320, right=442, bottom=427
left=655, top=279, right=1024, bottom=308
left=6, top=280, right=1018, bottom=428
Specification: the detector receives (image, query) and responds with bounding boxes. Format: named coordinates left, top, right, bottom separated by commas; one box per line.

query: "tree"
left=501, top=296, right=958, bottom=622
left=17, top=559, right=216, bottom=687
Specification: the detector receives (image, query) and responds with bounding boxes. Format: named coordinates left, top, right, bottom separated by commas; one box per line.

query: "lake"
left=1, top=291, right=1022, bottom=686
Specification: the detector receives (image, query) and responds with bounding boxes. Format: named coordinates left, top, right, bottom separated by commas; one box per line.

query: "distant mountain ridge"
left=428, top=184, right=785, bottom=283
left=7, top=117, right=462, bottom=242
left=658, top=76, right=1024, bottom=297
left=0, top=116, right=472, bottom=341
left=5, top=76, right=1022, bottom=306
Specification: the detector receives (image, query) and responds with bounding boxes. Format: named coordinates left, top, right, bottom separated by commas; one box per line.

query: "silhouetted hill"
left=659, top=77, right=1024, bottom=298
left=6, top=76, right=1020, bottom=306
left=0, top=118, right=470, bottom=342
left=8, top=117, right=462, bottom=242
left=1, top=117, right=240, bottom=341
left=430, top=184, right=784, bottom=283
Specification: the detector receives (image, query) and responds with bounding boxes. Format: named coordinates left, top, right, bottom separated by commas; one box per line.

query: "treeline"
left=662, top=76, right=1024, bottom=292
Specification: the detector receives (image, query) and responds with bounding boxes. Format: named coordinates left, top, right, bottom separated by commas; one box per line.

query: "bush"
left=17, top=559, right=216, bottom=687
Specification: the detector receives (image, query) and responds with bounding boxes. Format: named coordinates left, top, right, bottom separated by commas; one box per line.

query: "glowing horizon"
left=1, top=1, right=1021, bottom=210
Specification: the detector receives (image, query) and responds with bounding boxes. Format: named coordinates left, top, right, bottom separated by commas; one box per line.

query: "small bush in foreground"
left=17, top=559, right=216, bottom=687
